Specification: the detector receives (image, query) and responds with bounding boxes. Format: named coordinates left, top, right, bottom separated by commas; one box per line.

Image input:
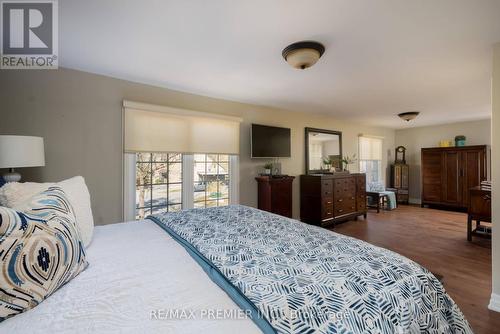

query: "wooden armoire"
left=421, top=145, right=488, bottom=209
left=390, top=163, right=410, bottom=204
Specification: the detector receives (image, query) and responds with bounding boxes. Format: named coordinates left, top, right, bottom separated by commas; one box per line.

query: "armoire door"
left=421, top=151, right=443, bottom=203
left=460, top=149, right=486, bottom=207
left=442, top=150, right=461, bottom=206
left=401, top=165, right=409, bottom=189
left=393, top=165, right=402, bottom=188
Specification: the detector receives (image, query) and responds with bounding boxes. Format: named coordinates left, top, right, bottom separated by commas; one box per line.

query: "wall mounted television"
left=251, top=124, right=291, bottom=158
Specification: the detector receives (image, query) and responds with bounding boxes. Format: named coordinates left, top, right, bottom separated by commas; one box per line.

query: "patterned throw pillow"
left=0, top=187, right=88, bottom=321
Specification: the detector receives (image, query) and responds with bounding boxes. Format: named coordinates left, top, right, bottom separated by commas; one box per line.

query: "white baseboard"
left=489, top=293, right=500, bottom=312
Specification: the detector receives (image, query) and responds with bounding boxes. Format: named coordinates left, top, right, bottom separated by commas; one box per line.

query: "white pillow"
left=56, top=177, right=94, bottom=247
left=0, top=176, right=94, bottom=247
left=0, top=182, right=50, bottom=208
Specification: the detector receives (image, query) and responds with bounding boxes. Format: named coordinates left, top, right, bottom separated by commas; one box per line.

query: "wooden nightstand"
left=255, top=176, right=295, bottom=218
left=467, top=186, right=491, bottom=241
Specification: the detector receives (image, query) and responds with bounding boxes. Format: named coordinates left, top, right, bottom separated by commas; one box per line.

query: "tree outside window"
left=135, top=153, right=182, bottom=219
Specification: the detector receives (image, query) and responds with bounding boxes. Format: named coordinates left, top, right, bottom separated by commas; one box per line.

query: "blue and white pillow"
left=0, top=186, right=88, bottom=321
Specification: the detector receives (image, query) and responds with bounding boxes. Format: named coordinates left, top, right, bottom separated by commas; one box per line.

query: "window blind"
left=358, top=135, right=383, bottom=160
left=123, top=101, right=242, bottom=154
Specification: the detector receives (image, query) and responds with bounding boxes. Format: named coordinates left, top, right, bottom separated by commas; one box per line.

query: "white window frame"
left=123, top=153, right=239, bottom=221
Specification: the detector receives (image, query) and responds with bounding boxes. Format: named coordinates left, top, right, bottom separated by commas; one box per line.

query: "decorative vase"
left=455, top=135, right=466, bottom=147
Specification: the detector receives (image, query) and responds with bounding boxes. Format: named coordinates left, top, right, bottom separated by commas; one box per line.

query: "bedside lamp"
left=0, top=135, right=45, bottom=182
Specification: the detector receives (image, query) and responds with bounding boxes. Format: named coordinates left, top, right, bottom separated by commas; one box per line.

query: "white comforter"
left=1, top=221, right=260, bottom=334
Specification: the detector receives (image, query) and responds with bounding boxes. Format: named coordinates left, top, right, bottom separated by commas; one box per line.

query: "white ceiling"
left=60, top=0, right=500, bottom=129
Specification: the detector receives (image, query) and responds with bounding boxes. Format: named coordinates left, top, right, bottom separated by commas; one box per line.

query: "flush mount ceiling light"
left=398, top=111, right=420, bottom=122
left=282, top=41, right=325, bottom=70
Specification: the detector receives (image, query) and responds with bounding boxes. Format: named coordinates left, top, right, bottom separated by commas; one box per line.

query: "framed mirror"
left=305, top=127, right=343, bottom=174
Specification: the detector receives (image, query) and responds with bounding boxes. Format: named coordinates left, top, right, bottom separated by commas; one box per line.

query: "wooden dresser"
left=421, top=145, right=488, bottom=209
left=255, top=176, right=295, bottom=218
left=300, top=173, right=367, bottom=227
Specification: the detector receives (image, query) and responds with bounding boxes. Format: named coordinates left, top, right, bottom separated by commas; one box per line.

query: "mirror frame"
left=305, top=127, right=343, bottom=175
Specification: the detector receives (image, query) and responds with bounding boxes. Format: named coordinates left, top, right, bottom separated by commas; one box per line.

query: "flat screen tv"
left=251, top=124, right=291, bottom=158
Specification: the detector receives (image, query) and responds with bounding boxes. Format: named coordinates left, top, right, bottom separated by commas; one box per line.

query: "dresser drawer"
left=322, top=188, right=333, bottom=197
left=335, top=194, right=355, bottom=204
left=322, top=203, right=334, bottom=219
left=357, top=195, right=366, bottom=210
left=321, top=179, right=333, bottom=189
left=323, top=197, right=334, bottom=206
left=343, top=199, right=357, bottom=211
left=335, top=199, right=356, bottom=217
left=356, top=176, right=366, bottom=191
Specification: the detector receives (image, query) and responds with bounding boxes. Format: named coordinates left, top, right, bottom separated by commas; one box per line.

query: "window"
left=125, top=152, right=238, bottom=221
left=359, top=136, right=383, bottom=184
left=135, top=153, right=183, bottom=219
left=194, top=154, right=229, bottom=208
left=123, top=101, right=242, bottom=221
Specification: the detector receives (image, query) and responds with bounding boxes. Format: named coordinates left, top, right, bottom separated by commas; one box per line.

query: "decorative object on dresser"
left=467, top=182, right=492, bottom=241
left=300, top=173, right=367, bottom=227
left=387, top=146, right=409, bottom=204
left=421, top=145, right=488, bottom=209
left=0, top=135, right=45, bottom=182
left=305, top=127, right=342, bottom=173
left=262, top=162, right=273, bottom=176
left=255, top=175, right=295, bottom=218
left=340, top=153, right=357, bottom=172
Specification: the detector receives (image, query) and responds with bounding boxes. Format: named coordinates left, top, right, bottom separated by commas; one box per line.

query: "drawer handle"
left=483, top=195, right=491, bottom=201
left=351, top=206, right=355, bottom=209
left=351, top=197, right=355, bottom=200
left=338, top=199, right=343, bottom=202
left=326, top=201, right=332, bottom=204
left=338, top=209, right=343, bottom=213
left=326, top=212, right=332, bottom=215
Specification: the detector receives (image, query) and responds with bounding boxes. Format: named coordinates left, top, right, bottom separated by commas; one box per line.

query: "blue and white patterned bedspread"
left=150, top=205, right=472, bottom=334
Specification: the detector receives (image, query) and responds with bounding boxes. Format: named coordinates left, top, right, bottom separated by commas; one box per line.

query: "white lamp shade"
left=0, top=136, right=45, bottom=169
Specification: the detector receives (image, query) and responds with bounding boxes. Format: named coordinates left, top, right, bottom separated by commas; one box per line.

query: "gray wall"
left=0, top=68, right=396, bottom=225
left=395, top=119, right=491, bottom=203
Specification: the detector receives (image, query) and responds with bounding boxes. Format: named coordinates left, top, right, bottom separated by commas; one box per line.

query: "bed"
left=1, top=220, right=260, bottom=334
left=1, top=205, right=472, bottom=333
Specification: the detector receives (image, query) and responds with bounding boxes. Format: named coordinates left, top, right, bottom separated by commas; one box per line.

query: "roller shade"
left=359, top=135, right=383, bottom=160
left=123, top=101, right=241, bottom=154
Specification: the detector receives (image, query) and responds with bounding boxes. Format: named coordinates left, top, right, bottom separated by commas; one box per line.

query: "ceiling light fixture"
left=398, top=111, right=420, bottom=122
left=282, top=41, right=325, bottom=70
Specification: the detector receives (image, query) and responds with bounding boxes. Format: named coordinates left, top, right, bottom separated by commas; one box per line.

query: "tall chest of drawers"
left=300, top=173, right=367, bottom=227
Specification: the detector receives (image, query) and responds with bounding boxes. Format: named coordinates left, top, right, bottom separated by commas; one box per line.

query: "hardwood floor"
left=332, top=205, right=499, bottom=334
